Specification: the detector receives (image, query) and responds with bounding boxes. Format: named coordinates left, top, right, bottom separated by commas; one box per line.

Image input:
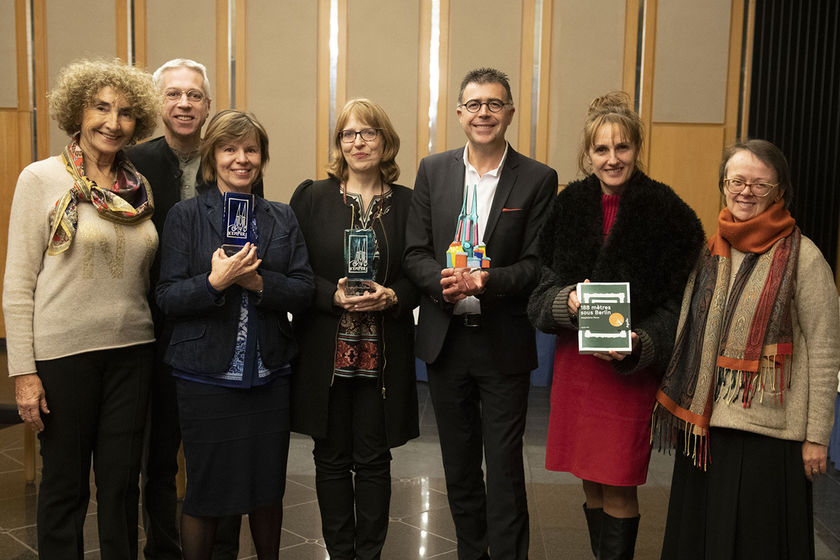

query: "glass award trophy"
left=222, top=192, right=254, bottom=256
left=344, top=229, right=375, bottom=296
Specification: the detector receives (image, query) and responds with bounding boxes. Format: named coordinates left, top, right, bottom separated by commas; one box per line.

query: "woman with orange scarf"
left=656, top=139, right=840, bottom=560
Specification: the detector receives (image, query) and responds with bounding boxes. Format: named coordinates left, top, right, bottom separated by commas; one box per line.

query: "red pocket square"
left=502, top=208, right=522, bottom=212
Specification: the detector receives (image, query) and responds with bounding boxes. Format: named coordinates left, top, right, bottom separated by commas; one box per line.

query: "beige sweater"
left=709, top=236, right=840, bottom=445
left=3, top=156, right=158, bottom=376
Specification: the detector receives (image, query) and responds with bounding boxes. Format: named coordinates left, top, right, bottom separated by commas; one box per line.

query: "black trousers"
left=313, top=376, right=392, bottom=560
left=140, top=362, right=241, bottom=560
left=426, top=322, right=531, bottom=560
left=36, top=344, right=153, bottom=560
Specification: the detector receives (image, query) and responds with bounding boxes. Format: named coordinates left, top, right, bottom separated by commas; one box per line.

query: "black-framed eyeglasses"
left=723, top=178, right=778, bottom=197
left=458, top=99, right=511, bottom=113
left=163, top=88, right=205, bottom=103
left=339, top=128, right=380, bottom=143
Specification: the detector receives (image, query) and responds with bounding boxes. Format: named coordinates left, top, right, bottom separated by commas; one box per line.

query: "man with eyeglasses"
left=405, top=67, right=557, bottom=560
left=126, top=59, right=244, bottom=560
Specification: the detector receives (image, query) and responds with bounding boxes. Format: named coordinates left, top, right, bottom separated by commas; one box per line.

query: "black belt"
left=454, top=313, right=481, bottom=328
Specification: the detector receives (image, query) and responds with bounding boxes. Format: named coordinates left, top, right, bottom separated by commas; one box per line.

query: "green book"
left=577, top=282, right=632, bottom=353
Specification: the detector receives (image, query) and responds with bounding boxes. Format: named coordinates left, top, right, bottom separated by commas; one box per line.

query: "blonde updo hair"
left=327, top=98, right=401, bottom=184
left=577, top=91, right=644, bottom=176
left=48, top=58, right=158, bottom=144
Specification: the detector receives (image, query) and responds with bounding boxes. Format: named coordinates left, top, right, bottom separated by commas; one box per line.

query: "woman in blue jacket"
left=156, top=110, right=314, bottom=560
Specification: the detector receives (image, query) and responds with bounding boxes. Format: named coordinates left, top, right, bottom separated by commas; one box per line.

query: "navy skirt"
left=176, top=375, right=291, bottom=517
left=661, top=427, right=814, bottom=560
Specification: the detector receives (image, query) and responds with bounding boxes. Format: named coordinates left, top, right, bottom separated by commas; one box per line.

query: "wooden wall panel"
left=0, top=2, right=17, bottom=108
left=652, top=0, right=731, bottom=123
left=46, top=0, right=117, bottom=155
left=346, top=0, right=420, bottom=188
left=246, top=0, right=318, bottom=203
left=648, top=123, right=724, bottom=236
left=145, top=0, right=216, bottom=139
left=0, top=109, right=21, bottom=337
left=445, top=0, right=522, bottom=151
left=547, top=0, right=625, bottom=182
left=145, top=0, right=216, bottom=75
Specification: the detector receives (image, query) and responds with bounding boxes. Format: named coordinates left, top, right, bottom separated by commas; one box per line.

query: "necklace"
left=342, top=179, right=387, bottom=228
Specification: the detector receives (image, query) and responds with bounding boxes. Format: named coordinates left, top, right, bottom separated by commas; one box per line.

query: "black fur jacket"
left=527, top=171, right=705, bottom=374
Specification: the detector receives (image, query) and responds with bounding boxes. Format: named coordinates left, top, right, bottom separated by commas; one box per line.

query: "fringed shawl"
left=653, top=202, right=799, bottom=468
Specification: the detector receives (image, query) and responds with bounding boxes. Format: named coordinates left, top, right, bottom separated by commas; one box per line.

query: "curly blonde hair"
left=48, top=59, right=158, bottom=143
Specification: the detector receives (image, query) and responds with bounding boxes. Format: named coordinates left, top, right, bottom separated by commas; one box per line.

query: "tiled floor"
left=1, top=379, right=840, bottom=559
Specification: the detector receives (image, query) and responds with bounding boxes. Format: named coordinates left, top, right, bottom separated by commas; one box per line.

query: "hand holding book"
left=591, top=331, right=639, bottom=362
left=576, top=281, right=633, bottom=354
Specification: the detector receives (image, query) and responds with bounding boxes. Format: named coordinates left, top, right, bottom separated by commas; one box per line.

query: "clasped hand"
left=208, top=243, right=263, bottom=292
left=440, top=267, right=488, bottom=303
left=333, top=277, right=397, bottom=312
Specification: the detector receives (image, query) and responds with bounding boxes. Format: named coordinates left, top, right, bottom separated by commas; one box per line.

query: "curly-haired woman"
left=3, top=58, right=159, bottom=559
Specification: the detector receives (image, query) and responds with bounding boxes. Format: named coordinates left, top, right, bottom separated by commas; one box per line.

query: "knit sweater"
left=3, top=156, right=158, bottom=376
left=709, top=236, right=840, bottom=445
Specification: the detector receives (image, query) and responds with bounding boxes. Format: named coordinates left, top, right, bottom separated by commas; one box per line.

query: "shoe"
left=583, top=503, right=604, bottom=557
left=597, top=512, right=639, bottom=560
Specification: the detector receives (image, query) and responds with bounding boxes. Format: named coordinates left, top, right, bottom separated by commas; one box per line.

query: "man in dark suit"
left=404, top=68, right=557, bottom=559
left=126, top=58, right=242, bottom=560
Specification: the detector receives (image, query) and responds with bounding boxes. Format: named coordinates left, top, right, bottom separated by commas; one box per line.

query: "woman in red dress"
left=527, top=91, right=705, bottom=559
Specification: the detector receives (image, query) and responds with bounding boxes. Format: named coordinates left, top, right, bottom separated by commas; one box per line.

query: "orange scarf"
left=708, top=201, right=795, bottom=257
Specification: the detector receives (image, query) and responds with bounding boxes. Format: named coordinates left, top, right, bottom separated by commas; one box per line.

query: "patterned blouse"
left=334, top=189, right=392, bottom=380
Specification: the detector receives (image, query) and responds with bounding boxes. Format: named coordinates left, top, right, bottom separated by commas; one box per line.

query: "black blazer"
left=289, top=178, right=420, bottom=446
left=404, top=146, right=557, bottom=372
left=126, top=137, right=185, bottom=240
left=156, top=185, right=314, bottom=374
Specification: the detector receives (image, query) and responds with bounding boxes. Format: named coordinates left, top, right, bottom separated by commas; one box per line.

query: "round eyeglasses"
left=723, top=178, right=778, bottom=197
left=339, top=128, right=380, bottom=143
left=163, top=88, right=205, bottom=103
left=458, top=99, right=511, bottom=113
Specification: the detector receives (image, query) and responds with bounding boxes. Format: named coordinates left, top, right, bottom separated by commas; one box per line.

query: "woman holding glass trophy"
left=290, top=98, right=420, bottom=559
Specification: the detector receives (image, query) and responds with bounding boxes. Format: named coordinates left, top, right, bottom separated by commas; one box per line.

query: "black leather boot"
left=597, top=512, right=639, bottom=560
left=583, top=503, right=604, bottom=557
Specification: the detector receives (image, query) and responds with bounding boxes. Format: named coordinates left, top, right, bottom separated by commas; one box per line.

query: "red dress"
left=544, top=194, right=659, bottom=486
left=545, top=332, right=658, bottom=485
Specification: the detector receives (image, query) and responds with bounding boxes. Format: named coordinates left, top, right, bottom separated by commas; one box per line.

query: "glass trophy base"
left=222, top=243, right=246, bottom=257
left=345, top=279, right=373, bottom=296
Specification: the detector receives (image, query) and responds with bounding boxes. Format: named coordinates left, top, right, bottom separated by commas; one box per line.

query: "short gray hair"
left=152, top=58, right=211, bottom=98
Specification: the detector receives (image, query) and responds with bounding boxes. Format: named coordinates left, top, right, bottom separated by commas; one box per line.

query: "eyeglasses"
left=339, top=128, right=380, bottom=143
left=458, top=99, right=511, bottom=113
left=723, top=178, right=778, bottom=197
left=163, top=88, right=206, bottom=103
